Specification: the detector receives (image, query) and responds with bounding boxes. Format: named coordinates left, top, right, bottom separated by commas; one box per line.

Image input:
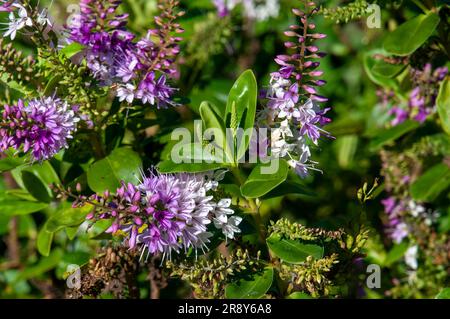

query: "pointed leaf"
left=225, top=267, right=273, bottom=299
left=241, top=159, right=288, bottom=198
left=437, top=78, right=450, bottom=135
left=384, top=12, right=440, bottom=56
left=266, top=234, right=324, bottom=264
left=87, top=148, right=142, bottom=193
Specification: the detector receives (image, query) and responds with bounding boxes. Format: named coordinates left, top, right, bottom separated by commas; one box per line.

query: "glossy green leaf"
left=384, top=12, right=440, bottom=56
left=158, top=159, right=225, bottom=173
left=363, top=51, right=399, bottom=89
left=87, top=148, right=142, bottom=193
left=5, top=189, right=38, bottom=202
left=21, top=171, right=52, bottom=203
left=435, top=288, right=450, bottom=299
left=369, top=120, right=420, bottom=151
left=65, top=226, right=80, bottom=240
left=168, top=142, right=227, bottom=163
left=261, top=180, right=315, bottom=199
left=0, top=197, right=48, bottom=216
left=225, top=70, right=258, bottom=162
left=241, top=159, right=289, bottom=198
left=60, top=42, right=85, bottom=59
left=437, top=78, right=450, bottom=135
left=266, top=234, right=324, bottom=264
left=88, top=219, right=113, bottom=239
left=199, top=101, right=233, bottom=164
left=45, top=203, right=93, bottom=233
left=372, top=60, right=407, bottom=78
left=287, top=292, right=313, bottom=299
left=410, top=163, right=450, bottom=202
left=0, top=152, right=27, bottom=173
left=225, top=267, right=273, bottom=299
left=12, top=161, right=60, bottom=192
left=37, top=226, right=54, bottom=257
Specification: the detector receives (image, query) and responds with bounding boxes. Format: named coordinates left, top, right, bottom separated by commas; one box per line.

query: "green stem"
left=230, top=168, right=266, bottom=242
left=410, top=0, right=430, bottom=13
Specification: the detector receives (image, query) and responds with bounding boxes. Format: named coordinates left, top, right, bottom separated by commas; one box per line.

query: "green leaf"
left=410, top=163, right=450, bottom=202
left=225, top=267, right=273, bottom=299
left=369, top=120, right=420, bottom=151
left=45, top=203, right=92, bottom=233
left=261, top=180, right=315, bottom=199
left=11, top=162, right=60, bottom=203
left=65, top=226, right=79, bottom=240
left=0, top=196, right=48, bottom=216
left=44, top=75, right=62, bottom=96
left=0, top=152, right=28, bottom=173
left=169, top=142, right=227, bottom=163
left=88, top=219, right=113, bottom=239
left=5, top=189, right=37, bottom=201
left=363, top=51, right=399, bottom=89
left=437, top=78, right=450, bottom=135
left=158, top=159, right=225, bottom=173
left=241, top=159, right=288, bottom=198
left=60, top=42, right=85, bottom=59
left=0, top=75, right=34, bottom=95
left=21, top=171, right=52, bottom=203
left=287, top=292, right=313, bottom=299
left=199, top=101, right=233, bottom=164
left=435, top=288, right=450, bottom=299
left=371, top=60, right=407, bottom=78
left=87, top=148, right=142, bottom=193
left=37, top=226, right=54, bottom=257
left=225, top=70, right=258, bottom=162
left=384, top=241, right=409, bottom=267
left=12, top=162, right=60, bottom=199
left=384, top=12, right=440, bottom=56
left=266, top=234, right=324, bottom=264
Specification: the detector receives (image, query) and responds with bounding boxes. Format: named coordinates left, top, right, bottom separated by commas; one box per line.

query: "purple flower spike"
left=257, top=1, right=332, bottom=179
left=67, top=0, right=182, bottom=107
left=1, top=97, right=79, bottom=161
left=83, top=170, right=241, bottom=261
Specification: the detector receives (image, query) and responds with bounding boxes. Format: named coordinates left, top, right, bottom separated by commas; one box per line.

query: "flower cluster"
left=213, top=0, right=280, bottom=21
left=67, top=0, right=183, bottom=107
left=0, top=96, right=79, bottom=161
left=67, top=170, right=242, bottom=260
left=1, top=1, right=52, bottom=40
left=388, top=64, right=448, bottom=126
left=257, top=1, right=332, bottom=178
left=381, top=197, right=439, bottom=244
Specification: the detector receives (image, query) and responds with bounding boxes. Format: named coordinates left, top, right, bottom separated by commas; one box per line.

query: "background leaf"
left=37, top=227, right=54, bottom=257
left=384, top=241, right=409, bottom=267
left=87, top=148, right=142, bottom=193
left=225, top=267, right=273, bottom=299
left=410, top=163, right=450, bottom=202
left=266, top=234, right=324, bottom=264
left=437, top=78, right=450, bottom=135
left=384, top=12, right=440, bottom=56
left=369, top=120, right=420, bottom=151
left=241, top=159, right=289, bottom=198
